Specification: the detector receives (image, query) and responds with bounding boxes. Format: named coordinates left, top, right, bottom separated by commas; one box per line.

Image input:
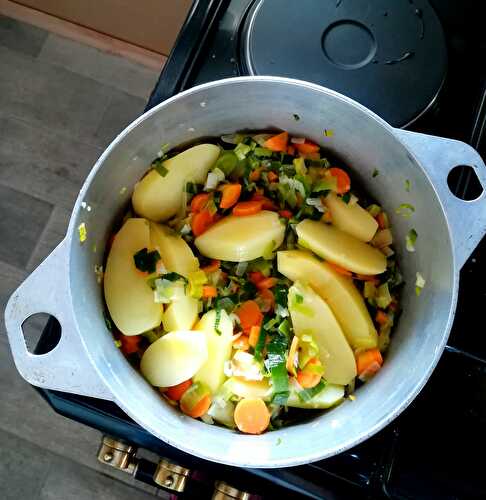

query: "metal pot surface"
left=5, top=77, right=486, bottom=468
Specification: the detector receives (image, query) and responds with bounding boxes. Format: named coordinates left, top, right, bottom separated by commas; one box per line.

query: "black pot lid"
left=240, top=0, right=447, bottom=127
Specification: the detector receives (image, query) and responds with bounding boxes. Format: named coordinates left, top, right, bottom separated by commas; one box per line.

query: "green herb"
left=415, top=272, right=426, bottom=296
left=293, top=114, right=300, bottom=121
left=395, top=203, right=415, bottom=218
left=153, top=162, right=169, bottom=177
left=341, top=192, right=351, bottom=204
left=254, top=147, right=273, bottom=158
left=406, top=229, right=418, bottom=252
left=372, top=169, right=379, bottom=178
left=234, top=142, right=251, bottom=160
left=214, top=307, right=222, bottom=335
left=214, top=151, right=238, bottom=175
left=266, top=335, right=289, bottom=405
left=405, top=179, right=411, bottom=192
left=133, top=248, right=160, bottom=273
left=297, top=380, right=327, bottom=402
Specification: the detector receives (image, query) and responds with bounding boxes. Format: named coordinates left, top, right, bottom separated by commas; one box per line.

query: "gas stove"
left=37, top=1, right=486, bottom=498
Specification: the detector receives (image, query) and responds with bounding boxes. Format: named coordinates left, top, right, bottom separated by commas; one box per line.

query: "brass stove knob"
left=153, top=458, right=190, bottom=492
left=97, top=436, right=137, bottom=474
left=212, top=481, right=251, bottom=500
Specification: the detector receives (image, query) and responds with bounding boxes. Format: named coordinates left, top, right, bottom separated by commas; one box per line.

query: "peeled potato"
left=287, top=384, right=344, bottom=409
left=194, top=309, right=234, bottom=393
left=288, top=282, right=357, bottom=385
left=324, top=192, right=378, bottom=242
left=278, top=250, right=377, bottom=349
left=132, top=144, right=220, bottom=221
left=140, top=330, right=207, bottom=387
left=104, top=218, right=162, bottom=336
left=150, top=222, right=199, bottom=278
left=162, top=281, right=198, bottom=332
left=194, top=211, right=285, bottom=262
left=224, top=377, right=272, bottom=401
left=296, top=219, right=386, bottom=275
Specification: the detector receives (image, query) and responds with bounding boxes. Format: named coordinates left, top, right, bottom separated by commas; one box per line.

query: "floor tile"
left=0, top=429, right=52, bottom=500
left=38, top=33, right=160, bottom=100
left=0, top=184, right=53, bottom=268
left=93, top=90, right=146, bottom=148
left=0, top=114, right=102, bottom=209
left=0, top=260, right=27, bottom=320
left=0, top=15, right=48, bottom=57
left=0, top=46, right=112, bottom=145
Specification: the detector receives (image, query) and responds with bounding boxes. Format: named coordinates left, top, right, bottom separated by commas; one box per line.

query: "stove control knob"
left=97, top=436, right=137, bottom=474
left=153, top=458, right=190, bottom=492
left=212, top=481, right=251, bottom=500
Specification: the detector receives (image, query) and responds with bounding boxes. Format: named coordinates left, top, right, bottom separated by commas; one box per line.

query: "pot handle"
left=394, top=129, right=486, bottom=269
left=3, top=240, right=112, bottom=400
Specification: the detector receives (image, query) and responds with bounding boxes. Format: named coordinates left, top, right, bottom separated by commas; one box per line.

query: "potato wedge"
left=194, top=211, right=285, bottom=262
left=224, top=377, right=272, bottom=401
left=287, top=384, right=344, bottom=409
left=104, top=218, right=163, bottom=336
left=140, top=330, right=207, bottom=387
left=132, top=144, right=220, bottom=221
left=288, top=282, right=357, bottom=385
left=161, top=281, right=199, bottom=332
left=278, top=250, right=377, bottom=349
left=150, top=222, right=199, bottom=278
left=296, top=219, right=386, bottom=275
left=324, top=192, right=378, bottom=242
left=194, top=309, right=234, bottom=393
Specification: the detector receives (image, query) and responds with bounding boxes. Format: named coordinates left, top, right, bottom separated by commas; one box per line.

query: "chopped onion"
left=291, top=136, right=306, bottom=144
left=221, top=133, right=244, bottom=144
left=200, top=413, right=214, bottom=425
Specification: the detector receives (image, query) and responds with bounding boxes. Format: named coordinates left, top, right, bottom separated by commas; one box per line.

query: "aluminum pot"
left=5, top=77, right=486, bottom=468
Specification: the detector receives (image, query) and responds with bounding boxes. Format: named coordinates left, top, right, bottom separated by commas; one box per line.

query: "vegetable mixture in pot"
left=102, top=131, right=403, bottom=434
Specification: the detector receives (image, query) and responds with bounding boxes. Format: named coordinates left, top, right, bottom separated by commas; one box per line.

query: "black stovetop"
left=38, top=1, right=486, bottom=498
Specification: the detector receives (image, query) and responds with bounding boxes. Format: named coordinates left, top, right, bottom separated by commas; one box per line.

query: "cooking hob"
left=36, top=1, right=486, bottom=498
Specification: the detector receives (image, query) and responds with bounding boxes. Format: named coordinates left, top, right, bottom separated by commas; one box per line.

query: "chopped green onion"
left=405, top=179, right=411, bottom=192
left=254, top=147, right=273, bottom=157
left=133, top=248, right=160, bottom=273
left=214, top=307, right=222, bottom=335
left=363, top=281, right=377, bottom=299
left=341, top=192, right=351, bottom=204
left=180, top=381, right=210, bottom=410
left=104, top=312, right=113, bottom=331
left=278, top=319, right=292, bottom=337
left=78, top=222, right=87, bottom=243
left=323, top=129, right=334, bottom=137
left=266, top=335, right=289, bottom=405
left=274, top=284, right=288, bottom=307
left=415, top=272, right=426, bottom=296
left=234, top=142, right=251, bottom=160
left=221, top=133, right=246, bottom=144
left=214, top=151, right=238, bottom=175
left=114, top=339, right=122, bottom=348
left=396, top=203, right=415, bottom=218
left=312, top=177, right=337, bottom=193
left=293, top=157, right=307, bottom=175
left=293, top=114, right=300, bottom=121
left=372, top=169, right=380, bottom=178
left=253, top=326, right=267, bottom=362
left=297, top=380, right=326, bottom=402
left=376, top=283, right=392, bottom=309
left=153, top=162, right=169, bottom=177
left=367, top=204, right=381, bottom=217
left=406, top=229, right=418, bottom=252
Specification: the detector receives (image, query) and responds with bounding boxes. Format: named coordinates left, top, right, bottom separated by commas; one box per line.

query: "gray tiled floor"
left=0, top=16, right=165, bottom=498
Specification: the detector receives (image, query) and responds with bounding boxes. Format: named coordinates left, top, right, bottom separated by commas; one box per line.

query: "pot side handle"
left=3, top=240, right=112, bottom=400
left=394, top=129, right=486, bottom=269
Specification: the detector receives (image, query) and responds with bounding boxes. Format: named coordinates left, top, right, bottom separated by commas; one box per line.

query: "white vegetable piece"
left=140, top=330, right=208, bottom=387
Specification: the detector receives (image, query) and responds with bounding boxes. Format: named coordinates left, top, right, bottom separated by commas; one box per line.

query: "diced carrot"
left=202, top=285, right=217, bottom=298
left=232, top=200, right=263, bottom=216
left=202, top=259, right=220, bottom=274
left=120, top=335, right=141, bottom=355
left=256, top=277, right=278, bottom=290
left=279, top=209, right=293, bottom=219
left=295, top=141, right=319, bottom=154
left=166, top=379, right=192, bottom=401
left=248, top=271, right=265, bottom=284
left=251, top=194, right=278, bottom=211
left=246, top=325, right=259, bottom=348
left=287, top=145, right=295, bottom=156
left=181, top=394, right=211, bottom=419
left=234, top=398, right=270, bottom=434
left=355, top=274, right=380, bottom=284
left=233, top=334, right=250, bottom=351
left=376, top=212, right=388, bottom=229
left=329, top=167, right=351, bottom=194
left=220, top=183, right=242, bottom=209
left=249, top=168, right=262, bottom=182
left=328, top=262, right=353, bottom=277
left=190, top=193, right=210, bottom=213
left=375, top=310, right=389, bottom=326
left=264, top=131, right=289, bottom=152
left=235, top=300, right=263, bottom=334
left=297, top=358, right=322, bottom=389
left=267, top=171, right=279, bottom=182
left=258, top=288, right=275, bottom=312
left=191, top=209, right=214, bottom=236
left=356, top=348, right=383, bottom=376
